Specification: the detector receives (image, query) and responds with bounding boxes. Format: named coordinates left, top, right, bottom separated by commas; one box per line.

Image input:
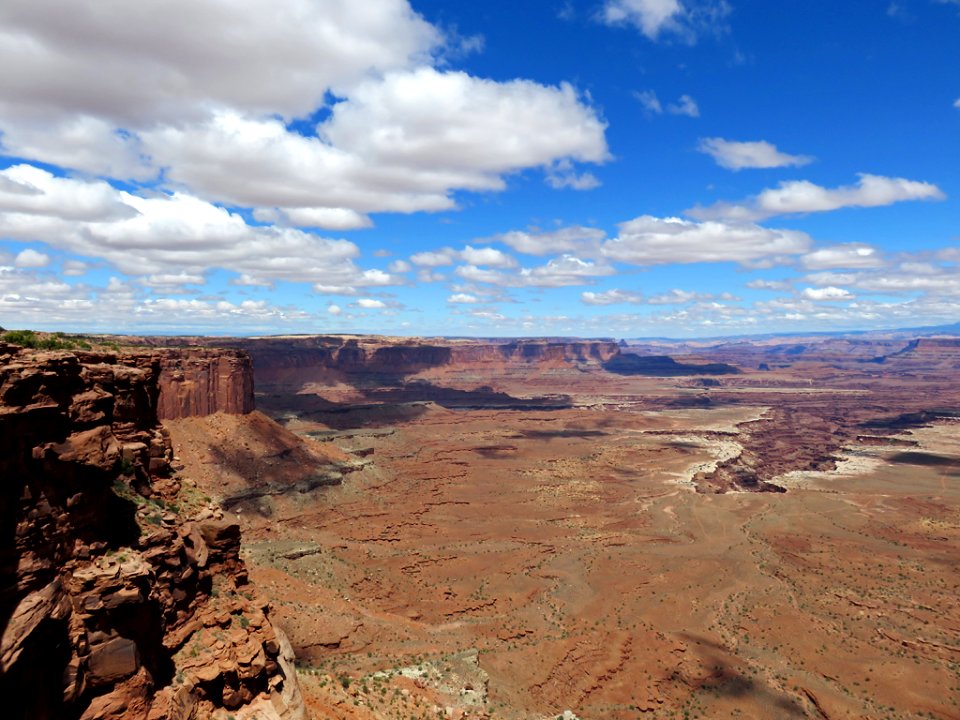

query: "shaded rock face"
left=0, top=346, right=302, bottom=720
left=212, top=336, right=621, bottom=392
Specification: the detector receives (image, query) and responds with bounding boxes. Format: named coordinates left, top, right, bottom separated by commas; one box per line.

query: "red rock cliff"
left=209, top=336, right=620, bottom=392
left=0, top=343, right=303, bottom=720
left=155, top=348, right=254, bottom=420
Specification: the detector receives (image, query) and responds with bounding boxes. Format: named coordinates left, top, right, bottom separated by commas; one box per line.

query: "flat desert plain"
left=167, top=342, right=960, bottom=719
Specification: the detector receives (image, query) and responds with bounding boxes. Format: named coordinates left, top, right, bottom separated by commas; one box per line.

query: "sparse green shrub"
left=2, top=329, right=79, bottom=350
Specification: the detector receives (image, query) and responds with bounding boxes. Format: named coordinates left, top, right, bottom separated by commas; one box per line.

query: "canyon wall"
left=214, top=336, right=621, bottom=391
left=0, top=343, right=302, bottom=720
left=154, top=348, right=254, bottom=420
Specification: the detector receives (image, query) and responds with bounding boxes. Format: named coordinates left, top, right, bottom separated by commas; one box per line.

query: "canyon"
left=3, top=333, right=960, bottom=719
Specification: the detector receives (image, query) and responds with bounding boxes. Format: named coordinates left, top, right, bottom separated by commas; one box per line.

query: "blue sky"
left=0, top=0, right=957, bottom=337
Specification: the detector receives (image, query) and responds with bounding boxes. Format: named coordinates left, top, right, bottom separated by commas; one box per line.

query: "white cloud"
left=355, top=298, right=386, bottom=309
left=454, top=255, right=613, bottom=288
left=601, top=0, right=683, bottom=39
left=62, top=260, right=90, bottom=277
left=140, top=272, right=204, bottom=288
left=581, top=289, right=643, bottom=305
left=0, top=164, right=138, bottom=221
left=697, top=138, right=813, bottom=170
left=667, top=95, right=700, bottom=117
left=690, top=174, right=946, bottom=222
left=0, top=264, right=310, bottom=332
left=327, top=304, right=342, bottom=315
left=635, top=90, right=698, bottom=117
left=602, top=215, right=811, bottom=266
left=447, top=293, right=480, bottom=304
left=801, top=243, right=883, bottom=270
left=387, top=259, right=412, bottom=273
left=647, top=288, right=732, bottom=304
left=495, top=226, right=605, bottom=256
left=634, top=90, right=663, bottom=114
left=954, top=98, right=960, bottom=109
left=0, top=166, right=399, bottom=291
left=802, top=286, right=854, bottom=301
left=0, top=116, right=155, bottom=181
left=469, top=310, right=506, bottom=322
left=460, top=245, right=517, bottom=268
left=253, top=207, right=373, bottom=231
left=14, top=248, right=50, bottom=268
left=746, top=279, right=792, bottom=291
left=0, top=0, right=440, bottom=126
left=410, top=248, right=457, bottom=267
left=545, top=159, right=601, bottom=190
left=144, top=71, right=608, bottom=224
left=805, top=259, right=960, bottom=297
left=455, top=265, right=510, bottom=285
left=0, top=3, right=608, bottom=229
left=518, top=255, right=615, bottom=287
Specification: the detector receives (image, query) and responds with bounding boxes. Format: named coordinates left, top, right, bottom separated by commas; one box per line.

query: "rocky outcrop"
left=155, top=348, right=254, bottom=420
left=0, top=345, right=303, bottom=720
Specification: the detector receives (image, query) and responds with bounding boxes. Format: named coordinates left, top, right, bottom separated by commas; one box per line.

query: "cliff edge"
left=0, top=343, right=304, bottom=720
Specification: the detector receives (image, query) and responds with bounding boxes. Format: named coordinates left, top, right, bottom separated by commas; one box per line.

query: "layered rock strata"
left=0, top=343, right=302, bottom=720
left=155, top=348, right=254, bottom=420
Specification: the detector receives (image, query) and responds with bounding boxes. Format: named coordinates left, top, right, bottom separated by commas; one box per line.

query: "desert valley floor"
left=158, top=337, right=960, bottom=719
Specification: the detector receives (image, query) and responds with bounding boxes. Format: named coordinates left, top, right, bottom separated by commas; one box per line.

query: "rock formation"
left=0, top=343, right=303, bottom=720
left=155, top=348, right=255, bottom=420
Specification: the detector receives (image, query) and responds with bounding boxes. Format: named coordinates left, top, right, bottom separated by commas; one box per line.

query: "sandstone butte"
left=3, top=333, right=960, bottom=719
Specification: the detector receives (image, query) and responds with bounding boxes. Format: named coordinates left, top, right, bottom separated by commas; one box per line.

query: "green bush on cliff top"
left=1, top=329, right=92, bottom=350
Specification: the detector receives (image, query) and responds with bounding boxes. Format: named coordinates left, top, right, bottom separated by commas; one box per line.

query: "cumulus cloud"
left=545, top=164, right=602, bottom=190
left=0, top=166, right=400, bottom=291
left=602, top=0, right=685, bottom=38
left=0, top=2, right=609, bottom=229
left=253, top=207, right=373, bottom=231
left=581, top=289, right=643, bottom=305
left=140, top=273, right=205, bottom=288
left=667, top=95, right=700, bottom=117
left=801, top=243, right=883, bottom=270
left=601, top=0, right=727, bottom=42
left=805, top=259, right=960, bottom=297
left=601, top=215, right=811, bottom=266
left=327, top=304, right=342, bottom=315
left=355, top=298, right=386, bottom=309
left=495, top=226, right=606, bottom=256
left=14, top=248, right=50, bottom=268
left=802, top=286, right=854, bottom=301
left=0, top=264, right=310, bottom=332
left=647, top=288, right=737, bottom=304
left=0, top=164, right=138, bottom=221
left=697, top=138, right=813, bottom=170
left=143, top=71, right=607, bottom=225
left=454, top=255, right=613, bottom=288
left=634, top=90, right=664, bottom=115
left=518, top=256, right=615, bottom=287
left=459, top=245, right=517, bottom=268
left=689, top=174, right=946, bottom=222
left=387, top=260, right=412, bottom=273
left=410, top=248, right=457, bottom=267
left=635, top=90, right=698, bottom=117
left=62, top=260, right=90, bottom=277
left=746, top=279, right=792, bottom=291
left=0, top=0, right=439, bottom=124
left=447, top=293, right=480, bottom=304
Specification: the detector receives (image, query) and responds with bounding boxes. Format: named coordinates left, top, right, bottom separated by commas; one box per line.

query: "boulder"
left=86, top=637, right=140, bottom=686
